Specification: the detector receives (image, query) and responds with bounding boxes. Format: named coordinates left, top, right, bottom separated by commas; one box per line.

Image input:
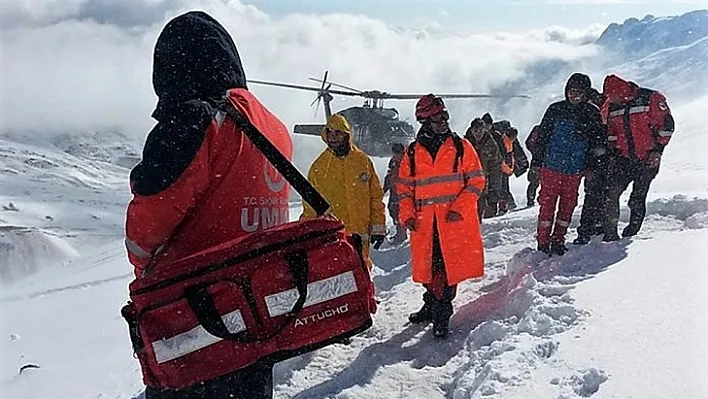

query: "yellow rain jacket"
left=301, top=114, right=386, bottom=269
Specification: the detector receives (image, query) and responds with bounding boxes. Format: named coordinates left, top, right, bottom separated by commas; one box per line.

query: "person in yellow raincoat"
left=301, top=114, right=387, bottom=270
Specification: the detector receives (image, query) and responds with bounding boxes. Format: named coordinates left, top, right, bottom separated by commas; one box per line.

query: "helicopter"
left=248, top=71, right=530, bottom=157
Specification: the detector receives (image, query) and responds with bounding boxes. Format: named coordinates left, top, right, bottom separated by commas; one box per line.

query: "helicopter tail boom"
left=293, top=124, right=326, bottom=136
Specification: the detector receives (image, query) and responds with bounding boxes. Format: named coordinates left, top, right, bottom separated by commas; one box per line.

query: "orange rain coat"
left=396, top=137, right=486, bottom=285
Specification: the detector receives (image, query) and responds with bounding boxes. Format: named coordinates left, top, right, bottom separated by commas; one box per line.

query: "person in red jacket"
left=601, top=74, right=675, bottom=241
left=124, top=11, right=291, bottom=399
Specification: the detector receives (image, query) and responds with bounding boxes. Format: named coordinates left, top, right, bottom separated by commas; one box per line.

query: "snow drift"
left=0, top=226, right=78, bottom=284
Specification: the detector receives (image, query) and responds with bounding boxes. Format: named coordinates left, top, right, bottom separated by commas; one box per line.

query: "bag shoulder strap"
left=407, top=140, right=417, bottom=177
left=220, top=98, right=331, bottom=217
left=451, top=134, right=464, bottom=173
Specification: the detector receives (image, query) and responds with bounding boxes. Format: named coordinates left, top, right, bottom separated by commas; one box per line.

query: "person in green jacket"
left=465, top=118, right=503, bottom=220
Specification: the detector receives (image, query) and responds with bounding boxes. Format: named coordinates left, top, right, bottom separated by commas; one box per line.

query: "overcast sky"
left=241, top=0, right=706, bottom=33
left=0, top=0, right=703, bottom=147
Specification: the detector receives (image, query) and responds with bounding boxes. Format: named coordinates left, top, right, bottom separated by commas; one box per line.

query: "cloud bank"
left=0, top=0, right=605, bottom=137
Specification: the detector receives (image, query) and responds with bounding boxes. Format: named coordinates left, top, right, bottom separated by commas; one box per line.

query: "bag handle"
left=220, top=98, right=331, bottom=217
left=184, top=250, right=310, bottom=343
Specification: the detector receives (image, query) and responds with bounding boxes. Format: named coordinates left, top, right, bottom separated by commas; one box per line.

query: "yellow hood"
left=321, top=114, right=353, bottom=145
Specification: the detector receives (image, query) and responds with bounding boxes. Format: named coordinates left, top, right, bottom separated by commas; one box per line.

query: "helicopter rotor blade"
left=369, top=93, right=531, bottom=100
left=320, top=70, right=328, bottom=92
left=309, top=78, right=363, bottom=94
left=247, top=79, right=361, bottom=97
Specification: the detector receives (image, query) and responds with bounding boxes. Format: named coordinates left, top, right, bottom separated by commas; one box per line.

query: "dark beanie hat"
left=565, top=73, right=592, bottom=92
left=481, top=113, right=493, bottom=125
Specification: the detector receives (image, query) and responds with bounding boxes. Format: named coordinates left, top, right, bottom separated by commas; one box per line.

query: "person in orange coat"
left=396, top=94, right=486, bottom=338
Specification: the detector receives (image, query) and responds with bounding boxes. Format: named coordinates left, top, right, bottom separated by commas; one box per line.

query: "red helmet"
left=415, top=94, right=448, bottom=122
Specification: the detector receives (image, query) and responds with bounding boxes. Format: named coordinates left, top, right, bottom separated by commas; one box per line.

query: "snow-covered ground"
left=2, top=193, right=707, bottom=399
left=2, top=7, right=708, bottom=399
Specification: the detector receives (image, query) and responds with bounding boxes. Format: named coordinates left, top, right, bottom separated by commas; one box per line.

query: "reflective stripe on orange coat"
left=396, top=137, right=486, bottom=285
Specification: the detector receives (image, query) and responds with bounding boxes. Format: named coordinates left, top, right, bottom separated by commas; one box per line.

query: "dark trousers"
left=418, top=222, right=456, bottom=323
left=477, top=194, right=490, bottom=220
left=388, top=197, right=406, bottom=238
left=604, top=157, right=659, bottom=235
left=424, top=222, right=457, bottom=301
left=145, top=361, right=274, bottom=399
left=526, top=166, right=540, bottom=206
left=499, top=174, right=516, bottom=211
left=577, top=165, right=611, bottom=239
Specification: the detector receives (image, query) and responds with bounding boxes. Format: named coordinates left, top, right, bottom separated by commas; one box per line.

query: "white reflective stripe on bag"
left=264, top=271, right=358, bottom=317
left=152, top=310, right=247, bottom=364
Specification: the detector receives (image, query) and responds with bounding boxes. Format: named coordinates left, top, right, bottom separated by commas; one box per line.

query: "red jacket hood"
left=603, top=74, right=639, bottom=104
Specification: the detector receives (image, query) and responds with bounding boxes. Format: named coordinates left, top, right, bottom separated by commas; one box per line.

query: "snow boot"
left=497, top=200, right=509, bottom=216
left=550, top=242, right=568, bottom=256
left=572, top=235, right=591, bottom=245
left=508, top=200, right=518, bottom=211
left=622, top=222, right=641, bottom=238
left=603, top=221, right=621, bottom=242
left=432, top=301, right=453, bottom=339
left=537, top=243, right=551, bottom=255
left=483, top=202, right=498, bottom=219
left=336, top=336, right=353, bottom=345
left=408, top=292, right=435, bottom=324
left=603, top=232, right=620, bottom=242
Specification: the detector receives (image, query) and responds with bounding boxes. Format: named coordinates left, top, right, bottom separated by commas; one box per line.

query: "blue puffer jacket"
left=533, top=100, right=605, bottom=175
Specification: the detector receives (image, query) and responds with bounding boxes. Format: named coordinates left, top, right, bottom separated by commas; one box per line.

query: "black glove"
left=371, top=234, right=385, bottom=250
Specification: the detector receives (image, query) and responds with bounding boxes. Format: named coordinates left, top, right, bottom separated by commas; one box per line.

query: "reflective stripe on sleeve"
left=125, top=239, right=151, bottom=260
left=463, top=186, right=482, bottom=195
left=629, top=106, right=650, bottom=114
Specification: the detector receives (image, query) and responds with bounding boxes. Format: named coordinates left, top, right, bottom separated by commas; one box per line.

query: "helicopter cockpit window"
left=377, top=108, right=399, bottom=120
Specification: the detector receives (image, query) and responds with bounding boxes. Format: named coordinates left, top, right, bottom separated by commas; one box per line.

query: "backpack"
left=407, top=134, right=464, bottom=177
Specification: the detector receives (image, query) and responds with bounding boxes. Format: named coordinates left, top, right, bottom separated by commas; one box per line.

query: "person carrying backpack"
left=125, top=11, right=291, bottom=399
left=396, top=94, right=486, bottom=338
left=600, top=74, right=675, bottom=241
left=484, top=115, right=528, bottom=213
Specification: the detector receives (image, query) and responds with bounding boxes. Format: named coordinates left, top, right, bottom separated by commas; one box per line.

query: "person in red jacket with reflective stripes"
left=601, top=74, right=675, bottom=241
left=125, top=11, right=290, bottom=399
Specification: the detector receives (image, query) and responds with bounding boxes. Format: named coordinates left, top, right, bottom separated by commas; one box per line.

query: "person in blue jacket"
left=532, top=73, right=606, bottom=256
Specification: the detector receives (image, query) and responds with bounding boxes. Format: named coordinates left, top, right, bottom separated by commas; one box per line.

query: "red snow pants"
left=537, top=168, right=582, bottom=246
